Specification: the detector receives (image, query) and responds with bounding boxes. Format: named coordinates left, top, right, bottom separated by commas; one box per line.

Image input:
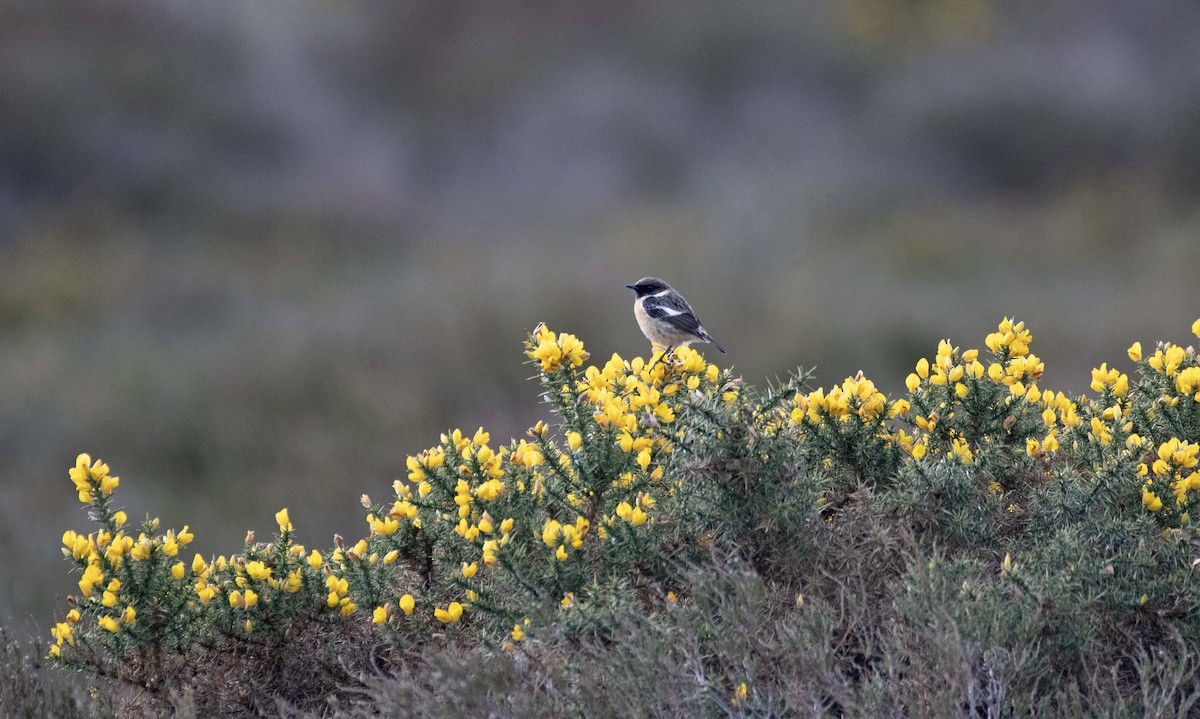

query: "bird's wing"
left=643, top=293, right=702, bottom=334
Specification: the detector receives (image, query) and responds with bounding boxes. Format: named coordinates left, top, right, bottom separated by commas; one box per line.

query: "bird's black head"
left=625, top=277, right=670, bottom=297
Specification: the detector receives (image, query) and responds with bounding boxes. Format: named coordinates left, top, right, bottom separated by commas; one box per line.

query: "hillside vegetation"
left=14, top=318, right=1200, bottom=717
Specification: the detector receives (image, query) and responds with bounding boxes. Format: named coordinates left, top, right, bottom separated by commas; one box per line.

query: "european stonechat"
left=626, top=277, right=725, bottom=356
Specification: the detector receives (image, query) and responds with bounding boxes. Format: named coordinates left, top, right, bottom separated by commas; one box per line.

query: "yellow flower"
left=52, top=621, right=75, bottom=646
left=987, top=363, right=1003, bottom=382
left=434, top=601, right=464, bottom=624
left=399, top=594, right=415, bottom=615
left=1193, top=317, right=1200, bottom=339
left=1142, top=488, right=1163, bottom=511
left=462, top=562, right=478, bottom=579
left=477, top=514, right=494, bottom=534
left=370, top=515, right=400, bottom=536
left=705, top=363, right=719, bottom=383
left=245, top=561, right=272, bottom=581
left=631, top=507, right=648, bottom=526
left=373, top=605, right=391, bottom=624
left=196, top=585, right=217, bottom=605
left=244, top=589, right=259, bottom=608
left=79, top=564, right=104, bottom=597
left=1042, top=432, right=1059, bottom=453
left=733, top=682, right=748, bottom=706
left=99, top=616, right=120, bottom=633
left=326, top=576, right=348, bottom=595
left=340, top=598, right=357, bottom=616
left=475, top=478, right=505, bottom=502
left=1128, top=342, right=1142, bottom=362
left=130, top=537, right=151, bottom=561
left=949, top=436, right=974, bottom=464
left=122, top=606, right=136, bottom=626
left=70, top=454, right=105, bottom=502
left=566, top=432, right=582, bottom=451
left=511, top=623, right=525, bottom=641
left=555, top=545, right=569, bottom=561
left=482, top=540, right=499, bottom=567
left=541, top=519, right=562, bottom=547
left=171, top=562, right=186, bottom=580
left=275, top=508, right=293, bottom=532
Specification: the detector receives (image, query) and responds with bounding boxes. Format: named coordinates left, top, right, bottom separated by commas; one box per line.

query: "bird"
left=625, top=277, right=725, bottom=365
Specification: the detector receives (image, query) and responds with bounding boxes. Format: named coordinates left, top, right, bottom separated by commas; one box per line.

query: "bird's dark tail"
left=702, top=331, right=726, bottom=353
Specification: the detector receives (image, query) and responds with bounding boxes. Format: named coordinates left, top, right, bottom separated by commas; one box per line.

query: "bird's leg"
left=649, top=346, right=674, bottom=371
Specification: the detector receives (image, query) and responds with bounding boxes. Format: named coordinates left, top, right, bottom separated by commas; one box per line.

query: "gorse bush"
left=44, top=318, right=1200, bottom=717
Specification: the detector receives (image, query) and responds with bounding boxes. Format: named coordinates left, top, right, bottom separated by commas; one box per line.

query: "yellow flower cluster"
left=69, top=453, right=119, bottom=504
left=1024, top=388, right=1079, bottom=457
left=984, top=317, right=1032, bottom=358
left=49, top=610, right=79, bottom=656
left=1140, top=438, right=1200, bottom=513
left=542, top=516, right=590, bottom=561
left=1175, top=365, right=1200, bottom=402
left=526, top=324, right=590, bottom=372
left=574, top=345, right=717, bottom=478
left=352, top=328, right=725, bottom=637
left=793, top=371, right=889, bottom=425
left=731, top=681, right=749, bottom=707
left=56, top=459, right=203, bottom=650
left=1090, top=363, right=1130, bottom=396
left=900, top=319, right=1080, bottom=465
left=326, top=575, right=356, bottom=616
left=62, top=527, right=194, bottom=588
left=614, top=493, right=655, bottom=526
left=1147, top=344, right=1187, bottom=378
left=1126, top=322, right=1200, bottom=417
left=434, top=601, right=464, bottom=624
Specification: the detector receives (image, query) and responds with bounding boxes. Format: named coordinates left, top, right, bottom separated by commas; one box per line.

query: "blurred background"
left=4, top=0, right=1200, bottom=632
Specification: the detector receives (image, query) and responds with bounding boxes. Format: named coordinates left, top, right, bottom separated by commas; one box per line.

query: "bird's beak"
left=625, top=284, right=637, bottom=290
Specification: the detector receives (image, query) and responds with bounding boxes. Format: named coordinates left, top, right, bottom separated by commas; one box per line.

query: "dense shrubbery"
left=31, top=319, right=1200, bottom=716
